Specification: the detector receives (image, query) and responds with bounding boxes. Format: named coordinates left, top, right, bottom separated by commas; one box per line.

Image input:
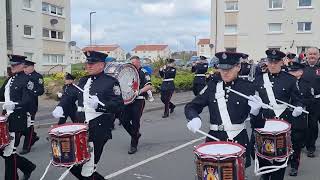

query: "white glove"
left=292, top=106, right=303, bottom=117
left=87, top=96, right=100, bottom=109
left=187, top=117, right=202, bottom=133
left=52, top=106, right=64, bottom=118
left=57, top=92, right=63, bottom=98
left=2, top=101, right=15, bottom=112
left=248, top=95, right=264, bottom=116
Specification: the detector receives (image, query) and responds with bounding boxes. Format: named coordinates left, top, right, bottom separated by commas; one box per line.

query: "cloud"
left=70, top=0, right=211, bottom=51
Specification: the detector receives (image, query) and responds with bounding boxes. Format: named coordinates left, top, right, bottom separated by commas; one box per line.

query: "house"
left=131, top=45, right=170, bottom=61
left=82, top=44, right=126, bottom=60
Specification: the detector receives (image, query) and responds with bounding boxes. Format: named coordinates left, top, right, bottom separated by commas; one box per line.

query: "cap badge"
left=272, top=50, right=277, bottom=55
left=222, top=53, right=227, bottom=60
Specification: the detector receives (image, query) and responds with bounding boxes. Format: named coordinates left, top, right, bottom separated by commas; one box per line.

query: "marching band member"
left=19, top=59, right=43, bottom=155
left=0, top=55, right=36, bottom=180
left=302, top=47, right=320, bottom=158
left=192, top=56, right=208, bottom=96
left=185, top=52, right=266, bottom=168
left=56, top=73, right=79, bottom=125
left=159, top=58, right=176, bottom=118
left=120, top=56, right=152, bottom=154
left=253, top=49, right=304, bottom=180
left=285, top=61, right=313, bottom=176
left=52, top=51, right=124, bottom=180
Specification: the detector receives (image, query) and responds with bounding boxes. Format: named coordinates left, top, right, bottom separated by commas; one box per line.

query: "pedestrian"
left=192, top=56, right=208, bottom=96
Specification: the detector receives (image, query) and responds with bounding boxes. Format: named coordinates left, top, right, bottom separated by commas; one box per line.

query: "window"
left=299, top=0, right=312, bottom=7
left=268, top=23, right=282, bottom=33
left=43, top=54, right=64, bottom=64
left=58, top=31, right=63, bottom=39
left=297, top=46, right=310, bottom=54
left=225, top=48, right=237, bottom=52
left=43, top=29, right=49, bottom=37
left=24, top=52, right=33, bottom=60
left=23, top=0, right=32, bottom=9
left=201, top=45, right=204, bottom=47
left=225, top=2, right=239, bottom=11
left=269, top=0, right=283, bottom=9
left=298, top=22, right=312, bottom=32
left=51, top=30, right=57, bottom=38
left=225, top=25, right=237, bottom=35
left=42, top=3, right=49, bottom=12
left=24, top=25, right=33, bottom=36
left=42, top=3, right=64, bottom=16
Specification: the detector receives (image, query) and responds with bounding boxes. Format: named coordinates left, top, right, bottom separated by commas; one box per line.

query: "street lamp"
left=89, top=11, right=96, bottom=47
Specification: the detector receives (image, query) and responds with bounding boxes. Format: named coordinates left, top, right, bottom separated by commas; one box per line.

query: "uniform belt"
left=238, top=75, right=249, bottom=78
left=77, top=106, right=85, bottom=112
left=136, top=96, right=145, bottom=100
left=195, top=74, right=206, bottom=77
left=315, top=94, right=320, bottom=99
left=163, top=78, right=174, bottom=82
left=210, top=123, right=245, bottom=131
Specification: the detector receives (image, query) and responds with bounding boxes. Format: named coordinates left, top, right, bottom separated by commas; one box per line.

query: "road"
left=1, top=106, right=320, bottom=180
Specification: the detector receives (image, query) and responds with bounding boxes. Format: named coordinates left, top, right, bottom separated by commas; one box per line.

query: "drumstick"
left=226, top=88, right=273, bottom=110
left=72, top=84, right=105, bottom=106
left=196, top=129, right=220, bottom=141
left=276, top=99, right=309, bottom=114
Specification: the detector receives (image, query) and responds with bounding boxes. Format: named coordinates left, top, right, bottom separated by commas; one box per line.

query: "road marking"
left=134, top=173, right=153, bottom=179
left=104, top=137, right=205, bottom=179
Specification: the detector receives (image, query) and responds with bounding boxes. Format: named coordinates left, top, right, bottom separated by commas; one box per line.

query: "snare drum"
left=194, top=141, right=246, bottom=180
left=0, top=116, right=10, bottom=149
left=48, top=123, right=90, bottom=167
left=254, top=119, right=291, bottom=160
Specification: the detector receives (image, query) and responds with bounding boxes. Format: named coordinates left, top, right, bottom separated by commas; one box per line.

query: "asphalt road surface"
left=1, top=106, right=320, bottom=180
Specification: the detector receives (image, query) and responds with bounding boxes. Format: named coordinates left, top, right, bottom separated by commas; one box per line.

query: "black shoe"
left=170, top=105, right=176, bottom=113
left=307, top=151, right=315, bottom=158
left=31, top=136, right=40, bottom=146
left=162, top=114, right=169, bottom=118
left=19, top=149, right=30, bottom=155
left=128, top=146, right=137, bottom=154
left=289, top=168, right=298, bottom=176
left=22, top=164, right=36, bottom=180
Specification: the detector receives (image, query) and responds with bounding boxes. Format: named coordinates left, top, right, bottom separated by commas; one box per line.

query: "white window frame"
left=24, top=52, right=33, bottom=61
left=224, top=25, right=238, bottom=35
left=297, top=22, right=312, bottom=33
left=43, top=28, right=64, bottom=41
left=23, top=0, right=32, bottom=9
left=298, top=0, right=312, bottom=8
left=42, top=3, right=64, bottom=17
left=268, top=23, right=282, bottom=33
left=43, top=54, right=65, bottom=65
left=23, top=25, right=34, bottom=38
left=225, top=1, right=239, bottom=12
left=268, top=0, right=283, bottom=10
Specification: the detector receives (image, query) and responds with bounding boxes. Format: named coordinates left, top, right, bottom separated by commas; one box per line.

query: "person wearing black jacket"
left=52, top=51, right=124, bottom=180
left=159, top=59, right=176, bottom=118
left=191, top=56, right=208, bottom=96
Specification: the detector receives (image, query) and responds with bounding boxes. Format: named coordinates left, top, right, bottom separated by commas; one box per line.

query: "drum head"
left=0, top=116, right=6, bottom=122
left=49, top=123, right=87, bottom=135
left=195, top=141, right=245, bottom=158
left=104, top=63, right=140, bottom=104
left=256, top=119, right=290, bottom=134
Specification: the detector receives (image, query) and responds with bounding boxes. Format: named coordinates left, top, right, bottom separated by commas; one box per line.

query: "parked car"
left=186, top=56, right=200, bottom=67
left=174, top=59, right=186, bottom=67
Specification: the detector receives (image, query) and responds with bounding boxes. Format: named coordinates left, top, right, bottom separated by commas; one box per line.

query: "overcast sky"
left=70, top=0, right=211, bottom=51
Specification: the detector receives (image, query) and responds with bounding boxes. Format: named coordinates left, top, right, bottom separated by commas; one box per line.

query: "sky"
left=70, top=0, right=211, bottom=52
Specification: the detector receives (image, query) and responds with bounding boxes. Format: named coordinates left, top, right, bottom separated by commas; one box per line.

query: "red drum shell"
left=0, top=116, right=10, bottom=149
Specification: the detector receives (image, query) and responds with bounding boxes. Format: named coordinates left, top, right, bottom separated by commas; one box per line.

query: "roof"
left=82, top=45, right=120, bottom=52
left=132, top=45, right=168, bottom=51
left=198, top=39, right=210, bottom=45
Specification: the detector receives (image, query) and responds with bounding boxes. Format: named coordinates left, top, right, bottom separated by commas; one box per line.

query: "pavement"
left=1, top=91, right=320, bottom=180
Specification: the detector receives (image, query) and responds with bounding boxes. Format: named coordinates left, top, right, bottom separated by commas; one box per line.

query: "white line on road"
left=134, top=173, right=153, bottom=179
left=104, top=137, right=205, bottom=179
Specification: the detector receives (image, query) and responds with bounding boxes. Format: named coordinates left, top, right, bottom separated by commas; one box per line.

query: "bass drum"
left=104, top=62, right=140, bottom=104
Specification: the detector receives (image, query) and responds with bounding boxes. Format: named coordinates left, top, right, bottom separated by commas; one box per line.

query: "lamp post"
left=89, top=11, right=96, bottom=46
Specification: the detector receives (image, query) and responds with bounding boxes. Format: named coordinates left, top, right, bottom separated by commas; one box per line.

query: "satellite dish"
left=69, top=41, right=77, bottom=46
left=209, top=44, right=214, bottom=48
left=50, top=19, right=58, bottom=25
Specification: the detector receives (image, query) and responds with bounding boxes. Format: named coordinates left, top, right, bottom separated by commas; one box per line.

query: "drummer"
left=52, top=50, right=124, bottom=180
left=0, top=55, right=36, bottom=180
left=253, top=49, right=304, bottom=180
left=120, top=56, right=152, bottom=154
left=185, top=51, right=266, bottom=168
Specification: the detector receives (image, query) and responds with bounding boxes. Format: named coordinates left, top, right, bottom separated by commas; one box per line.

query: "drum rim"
left=48, top=123, right=88, bottom=135
left=0, top=116, right=7, bottom=121
left=194, top=141, right=246, bottom=158
left=255, top=119, right=291, bottom=134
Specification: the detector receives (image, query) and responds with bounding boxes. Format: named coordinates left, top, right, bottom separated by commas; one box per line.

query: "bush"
left=72, top=70, right=88, bottom=79
left=0, top=77, right=6, bottom=87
